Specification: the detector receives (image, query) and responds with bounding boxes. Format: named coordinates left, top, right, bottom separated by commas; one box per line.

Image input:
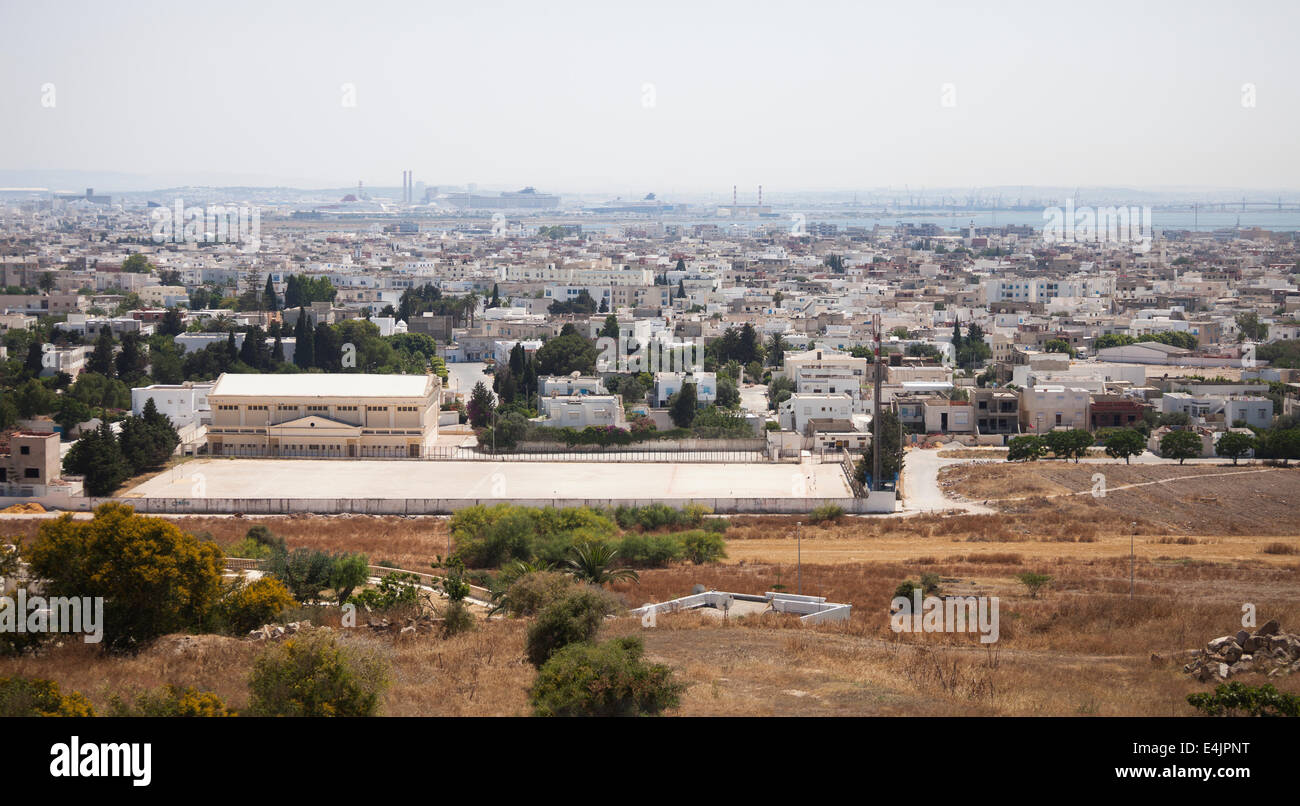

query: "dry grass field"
left=3, top=464, right=1297, bottom=717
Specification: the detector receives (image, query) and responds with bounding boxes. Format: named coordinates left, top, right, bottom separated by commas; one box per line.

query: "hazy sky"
left=2, top=0, right=1297, bottom=194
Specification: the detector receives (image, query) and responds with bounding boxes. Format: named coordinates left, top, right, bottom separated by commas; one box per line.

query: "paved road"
left=898, top=448, right=996, bottom=515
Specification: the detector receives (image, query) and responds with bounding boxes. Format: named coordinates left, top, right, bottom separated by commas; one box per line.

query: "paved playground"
left=124, top=459, right=853, bottom=500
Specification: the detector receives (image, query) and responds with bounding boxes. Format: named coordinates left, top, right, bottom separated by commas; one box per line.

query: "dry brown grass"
left=4, top=551, right=1299, bottom=716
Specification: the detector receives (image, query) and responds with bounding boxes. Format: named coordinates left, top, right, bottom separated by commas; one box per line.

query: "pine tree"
left=669, top=382, right=698, bottom=428
left=264, top=275, right=278, bottom=311
left=63, top=422, right=131, bottom=496
left=293, top=310, right=314, bottom=368
left=87, top=328, right=115, bottom=377
left=271, top=335, right=285, bottom=363
left=467, top=382, right=495, bottom=429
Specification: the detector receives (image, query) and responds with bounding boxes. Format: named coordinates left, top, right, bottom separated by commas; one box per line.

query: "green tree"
left=1006, top=434, right=1047, bottom=462
left=27, top=503, right=225, bottom=650
left=1215, top=431, right=1256, bottom=465
left=1103, top=428, right=1146, bottom=464
left=87, top=328, right=116, bottom=377
left=329, top=552, right=370, bottom=605
left=535, top=332, right=597, bottom=376
left=1160, top=429, right=1203, bottom=464
left=668, top=382, right=698, bottom=427
left=62, top=423, right=132, bottom=495
left=263, top=275, right=278, bottom=311
left=467, top=381, right=495, bottom=429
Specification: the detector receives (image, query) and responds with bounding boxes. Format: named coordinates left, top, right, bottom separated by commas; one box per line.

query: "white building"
left=653, top=371, right=717, bottom=408
left=778, top=393, right=856, bottom=433
left=131, top=381, right=215, bottom=428
left=538, top=394, right=628, bottom=429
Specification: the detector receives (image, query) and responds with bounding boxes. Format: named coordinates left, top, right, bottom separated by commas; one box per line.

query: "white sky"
left=2, top=0, right=1297, bottom=193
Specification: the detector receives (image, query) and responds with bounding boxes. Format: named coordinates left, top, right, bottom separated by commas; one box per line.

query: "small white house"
left=653, top=371, right=717, bottom=408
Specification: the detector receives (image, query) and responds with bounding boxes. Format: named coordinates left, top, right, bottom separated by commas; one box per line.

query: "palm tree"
left=564, top=541, right=638, bottom=585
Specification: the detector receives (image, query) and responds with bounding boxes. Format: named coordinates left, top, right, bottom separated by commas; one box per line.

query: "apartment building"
left=205, top=372, right=441, bottom=457
left=1020, top=385, right=1091, bottom=431
left=0, top=430, right=73, bottom=496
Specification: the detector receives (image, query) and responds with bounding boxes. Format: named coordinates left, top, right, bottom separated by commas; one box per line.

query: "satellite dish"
left=570, top=370, right=581, bottom=378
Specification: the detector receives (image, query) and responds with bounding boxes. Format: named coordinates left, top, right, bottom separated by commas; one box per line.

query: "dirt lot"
left=938, top=461, right=1300, bottom=537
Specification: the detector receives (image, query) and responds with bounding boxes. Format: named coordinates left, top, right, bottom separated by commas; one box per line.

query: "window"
left=24, top=468, right=39, bottom=479
left=19, top=446, right=29, bottom=455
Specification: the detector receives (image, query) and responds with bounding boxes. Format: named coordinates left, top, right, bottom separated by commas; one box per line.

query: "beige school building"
left=206, top=373, right=441, bottom=458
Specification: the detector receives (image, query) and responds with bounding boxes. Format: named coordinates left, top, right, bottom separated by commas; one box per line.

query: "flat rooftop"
left=209, top=372, right=435, bottom=399
left=124, top=458, right=853, bottom=500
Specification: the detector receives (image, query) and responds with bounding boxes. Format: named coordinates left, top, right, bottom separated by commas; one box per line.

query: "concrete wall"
left=4, top=494, right=893, bottom=516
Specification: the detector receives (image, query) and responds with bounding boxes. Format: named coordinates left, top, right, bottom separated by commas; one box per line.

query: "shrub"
left=1016, top=572, right=1053, bottom=598
left=0, top=677, right=95, bottom=717
left=530, top=636, right=685, bottom=717
left=614, top=533, right=685, bottom=567
left=680, top=530, right=727, bottom=564
left=228, top=524, right=286, bottom=559
left=525, top=589, right=619, bottom=667
left=894, top=579, right=921, bottom=599
left=1187, top=682, right=1300, bottom=717
left=351, top=572, right=421, bottom=612
left=220, top=576, right=296, bottom=634
left=264, top=547, right=336, bottom=602
left=109, top=685, right=235, bottom=717
left=248, top=632, right=389, bottom=717
left=497, top=571, right=582, bottom=617
left=1262, top=542, right=1298, bottom=556
left=25, top=503, right=224, bottom=651
left=439, top=600, right=476, bottom=638
left=808, top=503, right=845, bottom=524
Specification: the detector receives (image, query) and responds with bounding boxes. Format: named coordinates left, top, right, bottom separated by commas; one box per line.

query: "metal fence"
left=201, top=445, right=836, bottom=463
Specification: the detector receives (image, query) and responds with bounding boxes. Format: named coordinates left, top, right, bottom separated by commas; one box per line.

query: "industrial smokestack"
left=758, top=185, right=762, bottom=207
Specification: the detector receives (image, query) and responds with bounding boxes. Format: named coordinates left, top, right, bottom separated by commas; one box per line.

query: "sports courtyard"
left=124, top=459, right=853, bottom=500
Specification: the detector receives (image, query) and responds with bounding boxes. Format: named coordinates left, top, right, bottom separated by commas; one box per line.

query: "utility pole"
left=1130, top=521, right=1137, bottom=600
left=872, top=313, right=882, bottom=491
left=796, top=521, right=803, bottom=596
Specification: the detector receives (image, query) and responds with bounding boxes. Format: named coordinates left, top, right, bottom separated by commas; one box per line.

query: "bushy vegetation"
left=807, top=503, right=845, bottom=524
left=530, top=636, right=685, bottom=717
left=263, top=546, right=368, bottom=604
left=109, top=685, right=235, bottom=717
left=525, top=589, right=620, bottom=667
left=1187, top=681, right=1300, bottom=717
left=247, top=632, right=389, bottom=717
left=218, top=577, right=296, bottom=634
left=351, top=571, right=421, bottom=612
left=451, top=504, right=727, bottom=570
left=0, top=676, right=96, bottom=717
left=26, top=503, right=225, bottom=651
